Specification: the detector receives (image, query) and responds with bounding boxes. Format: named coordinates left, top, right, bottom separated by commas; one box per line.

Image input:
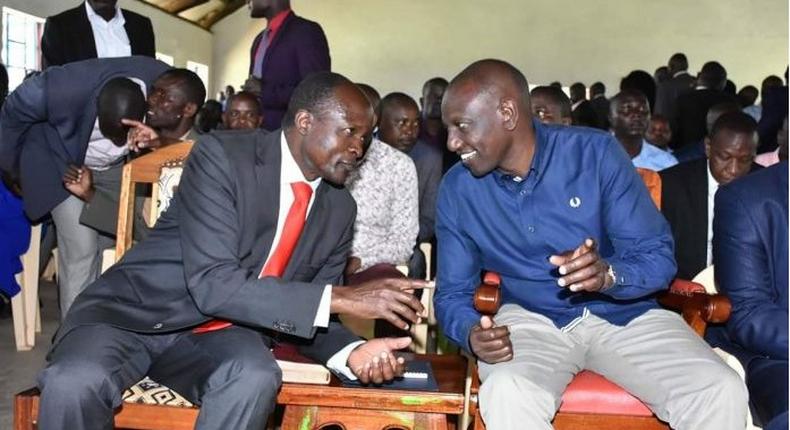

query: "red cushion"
left=559, top=371, right=653, bottom=416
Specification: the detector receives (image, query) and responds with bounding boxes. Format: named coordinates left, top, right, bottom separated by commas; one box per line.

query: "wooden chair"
left=11, top=224, right=42, bottom=351
left=466, top=272, right=732, bottom=430
left=15, top=142, right=466, bottom=429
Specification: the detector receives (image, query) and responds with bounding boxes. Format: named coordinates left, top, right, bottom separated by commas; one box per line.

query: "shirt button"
left=153, top=323, right=163, bottom=330
left=520, top=190, right=527, bottom=195
left=528, top=225, right=535, bottom=233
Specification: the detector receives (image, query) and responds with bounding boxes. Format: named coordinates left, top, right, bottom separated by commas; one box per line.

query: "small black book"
left=333, top=360, right=439, bottom=391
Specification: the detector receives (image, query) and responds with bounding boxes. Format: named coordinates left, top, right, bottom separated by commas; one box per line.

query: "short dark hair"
left=710, top=111, right=758, bottom=143
left=451, top=59, right=530, bottom=107
left=158, top=68, right=206, bottom=108
left=609, top=89, right=649, bottom=116
left=736, top=85, right=759, bottom=107
left=356, top=83, right=381, bottom=117
left=590, top=82, right=605, bottom=96
left=97, top=77, right=146, bottom=142
left=380, top=92, right=419, bottom=117
left=530, top=86, right=572, bottom=119
left=698, top=61, right=727, bottom=90
left=761, top=75, right=783, bottom=96
left=282, top=71, right=353, bottom=128
left=668, top=53, right=688, bottom=72
left=422, top=77, right=448, bottom=96
left=227, top=91, right=261, bottom=111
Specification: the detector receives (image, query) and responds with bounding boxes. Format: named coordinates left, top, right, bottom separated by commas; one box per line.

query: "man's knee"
left=39, top=360, right=119, bottom=405
left=223, top=356, right=282, bottom=400
left=480, top=367, right=558, bottom=419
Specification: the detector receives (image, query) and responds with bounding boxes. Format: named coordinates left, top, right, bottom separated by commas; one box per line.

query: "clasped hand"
left=331, top=278, right=432, bottom=331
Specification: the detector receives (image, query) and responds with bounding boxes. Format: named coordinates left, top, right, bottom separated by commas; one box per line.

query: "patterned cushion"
left=156, top=165, right=184, bottom=219
left=122, top=377, right=193, bottom=407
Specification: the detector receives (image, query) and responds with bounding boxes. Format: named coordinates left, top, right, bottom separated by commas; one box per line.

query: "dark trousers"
left=37, top=324, right=281, bottom=430
left=748, top=358, right=788, bottom=430
left=346, top=263, right=410, bottom=338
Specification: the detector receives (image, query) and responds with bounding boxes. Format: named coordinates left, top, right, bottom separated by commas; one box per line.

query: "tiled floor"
left=0, top=281, right=60, bottom=430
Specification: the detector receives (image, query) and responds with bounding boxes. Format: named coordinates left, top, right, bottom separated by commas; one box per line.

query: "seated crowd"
left=0, top=1, right=786, bottom=430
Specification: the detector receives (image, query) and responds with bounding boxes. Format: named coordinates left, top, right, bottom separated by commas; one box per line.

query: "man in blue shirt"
left=434, top=59, right=746, bottom=430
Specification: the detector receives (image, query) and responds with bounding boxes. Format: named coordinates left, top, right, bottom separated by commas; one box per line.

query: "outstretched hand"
left=347, top=337, right=410, bottom=384
left=122, top=118, right=162, bottom=152
left=331, top=278, right=433, bottom=330
left=549, top=238, right=613, bottom=293
left=62, top=165, right=94, bottom=201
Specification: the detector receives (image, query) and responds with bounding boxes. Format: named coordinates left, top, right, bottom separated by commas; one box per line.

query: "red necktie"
left=194, top=182, right=313, bottom=334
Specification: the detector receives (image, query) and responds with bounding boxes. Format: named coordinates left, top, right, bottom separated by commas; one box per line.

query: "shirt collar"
left=85, top=1, right=124, bottom=26
left=706, top=160, right=719, bottom=194
left=267, top=8, right=292, bottom=34
left=280, top=131, right=321, bottom=187
left=493, top=118, right=548, bottom=185
left=672, top=70, right=689, bottom=78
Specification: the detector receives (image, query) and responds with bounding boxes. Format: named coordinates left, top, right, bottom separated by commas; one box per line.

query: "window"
left=186, top=61, right=209, bottom=94
left=155, top=52, right=174, bottom=66
left=2, top=7, right=44, bottom=91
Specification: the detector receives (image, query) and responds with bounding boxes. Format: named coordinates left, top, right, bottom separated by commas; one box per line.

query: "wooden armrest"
left=658, top=290, right=732, bottom=336
left=474, top=272, right=502, bottom=315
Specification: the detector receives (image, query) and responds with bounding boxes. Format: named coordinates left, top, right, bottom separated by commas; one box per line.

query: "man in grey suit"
left=36, top=72, right=428, bottom=430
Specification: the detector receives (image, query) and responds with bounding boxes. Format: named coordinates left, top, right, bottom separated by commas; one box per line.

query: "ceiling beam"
left=197, top=0, right=246, bottom=29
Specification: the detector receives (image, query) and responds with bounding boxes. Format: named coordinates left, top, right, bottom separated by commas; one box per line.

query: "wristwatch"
left=604, top=263, right=617, bottom=291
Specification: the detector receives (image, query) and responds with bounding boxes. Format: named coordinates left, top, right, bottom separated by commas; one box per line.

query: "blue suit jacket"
left=0, top=56, right=169, bottom=220
left=248, top=12, right=330, bottom=131
left=711, top=162, right=788, bottom=367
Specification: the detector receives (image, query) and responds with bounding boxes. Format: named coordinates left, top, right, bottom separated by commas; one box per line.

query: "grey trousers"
left=478, top=305, right=748, bottom=430
left=50, top=195, right=114, bottom=318
left=37, top=324, right=281, bottom=430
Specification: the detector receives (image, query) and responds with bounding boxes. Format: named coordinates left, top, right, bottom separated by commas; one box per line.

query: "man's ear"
left=704, top=136, right=712, bottom=158
left=183, top=102, right=199, bottom=119
left=499, top=98, right=518, bottom=131
left=294, top=109, right=313, bottom=135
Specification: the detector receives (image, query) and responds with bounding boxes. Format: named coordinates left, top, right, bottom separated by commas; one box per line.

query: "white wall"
left=0, top=0, right=214, bottom=92
left=212, top=0, right=788, bottom=101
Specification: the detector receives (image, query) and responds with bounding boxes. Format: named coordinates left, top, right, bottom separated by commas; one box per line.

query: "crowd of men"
left=0, top=1, right=786, bottom=430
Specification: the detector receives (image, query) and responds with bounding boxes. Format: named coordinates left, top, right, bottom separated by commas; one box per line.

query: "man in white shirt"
left=660, top=111, right=759, bottom=280
left=41, top=0, right=155, bottom=68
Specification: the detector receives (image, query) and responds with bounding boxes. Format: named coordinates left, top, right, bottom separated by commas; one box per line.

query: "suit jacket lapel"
left=690, top=160, right=708, bottom=267
left=260, top=13, right=294, bottom=76
left=78, top=3, right=99, bottom=59
left=253, top=131, right=281, bottom=269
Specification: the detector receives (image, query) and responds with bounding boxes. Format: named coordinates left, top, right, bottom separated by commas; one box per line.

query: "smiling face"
left=298, top=84, right=375, bottom=185
left=145, top=75, right=190, bottom=130
left=442, top=81, right=514, bottom=177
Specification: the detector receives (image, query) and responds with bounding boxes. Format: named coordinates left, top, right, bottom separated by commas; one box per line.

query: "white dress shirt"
left=85, top=1, right=131, bottom=59
left=706, top=162, right=720, bottom=266
left=276, top=133, right=363, bottom=378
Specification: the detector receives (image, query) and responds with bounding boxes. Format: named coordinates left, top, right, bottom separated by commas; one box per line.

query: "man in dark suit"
left=589, top=82, right=610, bottom=129
left=36, top=72, right=428, bottom=430
left=660, top=111, right=759, bottom=280
left=0, top=56, right=170, bottom=317
left=674, top=61, right=737, bottom=150
left=41, top=0, right=155, bottom=68
left=245, top=0, right=330, bottom=131
left=712, top=161, right=788, bottom=430
left=654, top=52, right=695, bottom=137
left=569, top=82, right=600, bottom=128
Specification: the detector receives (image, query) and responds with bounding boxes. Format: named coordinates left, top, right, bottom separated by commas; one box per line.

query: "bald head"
left=97, top=77, right=146, bottom=146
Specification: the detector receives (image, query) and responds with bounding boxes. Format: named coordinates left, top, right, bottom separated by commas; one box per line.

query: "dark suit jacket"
left=709, top=162, right=788, bottom=371
left=57, top=130, right=360, bottom=364
left=661, top=159, right=763, bottom=280
left=249, top=12, right=330, bottom=131
left=757, top=85, right=789, bottom=154
left=673, top=88, right=737, bottom=150
left=41, top=2, right=155, bottom=68
left=654, top=72, right=695, bottom=118
left=589, top=96, right=610, bottom=130
left=0, top=56, right=169, bottom=221
left=571, top=100, right=601, bottom=129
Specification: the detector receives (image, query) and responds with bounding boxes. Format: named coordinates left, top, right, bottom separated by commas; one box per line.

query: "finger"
left=381, top=310, right=411, bottom=331
left=480, top=315, right=494, bottom=330
left=548, top=251, right=573, bottom=267
left=484, top=347, right=514, bottom=363
left=384, top=336, right=412, bottom=351
left=369, top=356, right=384, bottom=384
left=121, top=118, right=144, bottom=127
left=558, top=247, right=599, bottom=277
left=569, top=272, right=606, bottom=292
left=473, top=334, right=511, bottom=354
left=389, top=294, right=422, bottom=323
left=557, top=257, right=601, bottom=287
left=358, top=362, right=371, bottom=384
left=379, top=352, right=395, bottom=381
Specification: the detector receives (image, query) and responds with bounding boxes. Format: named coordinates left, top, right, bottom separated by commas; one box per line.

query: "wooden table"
left=278, top=354, right=467, bottom=430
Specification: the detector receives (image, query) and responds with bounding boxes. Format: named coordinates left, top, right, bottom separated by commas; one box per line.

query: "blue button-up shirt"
left=434, top=120, right=676, bottom=353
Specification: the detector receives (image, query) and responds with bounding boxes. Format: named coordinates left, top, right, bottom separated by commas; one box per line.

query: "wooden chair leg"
left=14, top=391, right=35, bottom=430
